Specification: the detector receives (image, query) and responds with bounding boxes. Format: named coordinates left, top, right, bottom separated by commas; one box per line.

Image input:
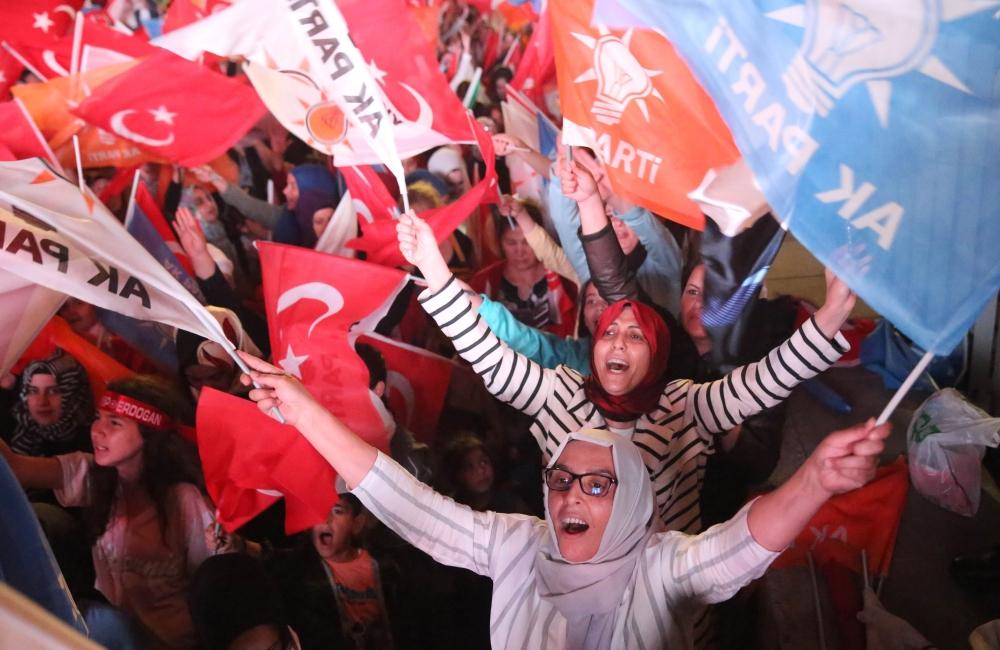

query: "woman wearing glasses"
left=239, top=351, right=889, bottom=650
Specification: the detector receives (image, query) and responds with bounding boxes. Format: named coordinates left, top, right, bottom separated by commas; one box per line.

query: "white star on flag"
left=149, top=105, right=177, bottom=125
left=278, top=344, right=309, bottom=379
left=367, top=59, right=387, bottom=86
left=32, top=11, right=55, bottom=33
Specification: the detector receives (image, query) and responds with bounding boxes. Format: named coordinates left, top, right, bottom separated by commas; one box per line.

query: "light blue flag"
left=593, top=0, right=1000, bottom=353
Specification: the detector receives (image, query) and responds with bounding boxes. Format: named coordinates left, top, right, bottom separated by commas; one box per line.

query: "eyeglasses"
left=543, top=468, right=618, bottom=498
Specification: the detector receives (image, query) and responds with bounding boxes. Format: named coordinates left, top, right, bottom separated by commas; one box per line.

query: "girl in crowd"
left=470, top=199, right=578, bottom=337
left=238, top=351, right=889, bottom=649
left=10, top=349, right=93, bottom=459
left=0, top=376, right=216, bottom=649
left=397, top=209, right=856, bottom=534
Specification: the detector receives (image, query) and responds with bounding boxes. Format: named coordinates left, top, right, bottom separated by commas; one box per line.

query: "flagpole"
left=72, top=135, right=85, bottom=193
left=0, top=41, right=48, bottom=81
left=123, top=170, right=141, bottom=227
left=875, top=350, right=934, bottom=425
left=68, top=12, right=84, bottom=100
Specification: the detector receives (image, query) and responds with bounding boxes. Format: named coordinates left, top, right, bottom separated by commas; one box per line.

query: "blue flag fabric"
left=593, top=0, right=1000, bottom=353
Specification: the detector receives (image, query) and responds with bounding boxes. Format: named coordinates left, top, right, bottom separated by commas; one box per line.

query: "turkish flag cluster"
left=341, top=165, right=399, bottom=225
left=551, top=0, right=740, bottom=229
left=348, top=114, right=499, bottom=267
left=0, top=98, right=55, bottom=163
left=72, top=49, right=266, bottom=167
left=196, top=244, right=408, bottom=532
left=0, top=1, right=83, bottom=49
left=358, top=333, right=454, bottom=445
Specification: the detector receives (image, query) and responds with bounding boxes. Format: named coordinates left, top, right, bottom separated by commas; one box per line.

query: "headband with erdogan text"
left=98, top=391, right=173, bottom=432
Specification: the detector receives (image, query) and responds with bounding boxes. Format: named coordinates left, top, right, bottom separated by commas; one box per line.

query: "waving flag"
left=72, top=50, right=266, bottom=167
left=341, top=166, right=398, bottom=225
left=196, top=243, right=407, bottom=532
left=0, top=52, right=23, bottom=100
left=0, top=159, right=235, bottom=350
left=359, top=332, right=454, bottom=444
left=596, top=0, right=1000, bottom=354
left=0, top=98, right=60, bottom=167
left=153, top=0, right=410, bottom=196
left=0, top=1, right=82, bottom=49
left=162, top=0, right=233, bottom=33
left=551, top=0, right=740, bottom=230
left=510, top=4, right=556, bottom=112
left=0, top=278, right=64, bottom=377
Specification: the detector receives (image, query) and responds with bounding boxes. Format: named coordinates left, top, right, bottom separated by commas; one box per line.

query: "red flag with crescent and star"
left=0, top=0, right=83, bottom=49
left=358, top=332, right=454, bottom=445
left=194, top=244, right=408, bottom=532
left=341, top=165, right=399, bottom=225
left=71, top=49, right=266, bottom=167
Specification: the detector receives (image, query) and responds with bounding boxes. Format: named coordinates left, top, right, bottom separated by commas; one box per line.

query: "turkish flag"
left=15, top=316, right=132, bottom=404
left=510, top=5, right=556, bottom=113
left=772, top=457, right=909, bottom=577
left=0, top=52, right=23, bottom=101
left=341, top=165, right=398, bottom=225
left=0, top=98, right=57, bottom=164
left=331, top=0, right=476, bottom=163
left=358, top=333, right=454, bottom=444
left=347, top=114, right=499, bottom=267
left=15, top=13, right=155, bottom=80
left=551, top=0, right=740, bottom=230
left=72, top=50, right=266, bottom=167
left=196, top=388, right=339, bottom=533
left=0, top=0, right=83, bottom=49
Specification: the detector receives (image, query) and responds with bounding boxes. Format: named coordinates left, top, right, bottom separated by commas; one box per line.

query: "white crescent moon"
left=353, top=199, right=374, bottom=224
left=276, top=282, right=344, bottom=338
left=110, top=110, right=175, bottom=148
left=54, top=4, right=76, bottom=18
left=42, top=50, right=69, bottom=77
left=397, top=83, right=434, bottom=130
left=386, top=370, right=415, bottom=424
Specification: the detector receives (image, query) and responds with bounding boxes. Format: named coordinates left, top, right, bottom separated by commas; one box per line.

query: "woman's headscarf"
left=274, top=163, right=340, bottom=248
left=11, top=350, right=93, bottom=456
left=536, top=429, right=654, bottom=650
left=584, top=300, right=671, bottom=422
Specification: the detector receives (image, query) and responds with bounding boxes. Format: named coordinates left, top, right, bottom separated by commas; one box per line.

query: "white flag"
left=0, top=159, right=231, bottom=349
left=0, top=276, right=64, bottom=376
left=314, top=190, right=357, bottom=257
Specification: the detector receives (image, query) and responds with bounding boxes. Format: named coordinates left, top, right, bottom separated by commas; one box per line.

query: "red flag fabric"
left=72, top=49, right=266, bottom=167
left=196, top=388, right=338, bottom=533
left=347, top=116, right=499, bottom=267
left=510, top=5, right=555, bottom=113
left=341, top=165, right=398, bottom=225
left=358, top=333, right=454, bottom=444
left=771, top=457, right=909, bottom=577
left=551, top=0, right=740, bottom=229
left=0, top=52, right=23, bottom=101
left=0, top=98, right=56, bottom=163
left=163, top=0, right=233, bottom=34
left=0, top=1, right=83, bottom=49
left=135, top=183, right=196, bottom=277
left=16, top=13, right=155, bottom=80
left=16, top=316, right=132, bottom=403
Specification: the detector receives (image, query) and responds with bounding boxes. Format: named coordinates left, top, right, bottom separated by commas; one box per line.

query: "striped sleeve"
left=352, top=452, right=542, bottom=581
left=658, top=499, right=778, bottom=605
left=419, top=276, right=555, bottom=416
left=684, top=316, right=849, bottom=435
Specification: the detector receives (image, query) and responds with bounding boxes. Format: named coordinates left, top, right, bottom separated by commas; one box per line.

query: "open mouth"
left=561, top=517, right=589, bottom=535
left=605, top=358, right=629, bottom=374
left=94, top=445, right=109, bottom=453
left=319, top=532, right=333, bottom=545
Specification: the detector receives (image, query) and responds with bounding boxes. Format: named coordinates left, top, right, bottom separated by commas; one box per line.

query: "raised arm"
left=192, top=166, right=282, bottom=231
left=492, top=133, right=551, bottom=178
left=241, top=356, right=537, bottom=578
left=498, top=195, right=579, bottom=285
left=0, top=439, right=63, bottom=490
left=397, top=212, right=557, bottom=415
left=681, top=271, right=856, bottom=435
left=661, top=420, right=889, bottom=603
left=478, top=295, right=591, bottom=374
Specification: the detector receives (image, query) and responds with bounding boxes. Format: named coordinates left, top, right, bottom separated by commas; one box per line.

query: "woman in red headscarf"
left=398, top=209, right=856, bottom=538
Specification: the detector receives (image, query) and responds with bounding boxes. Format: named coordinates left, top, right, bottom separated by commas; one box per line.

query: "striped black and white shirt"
left=354, top=452, right=778, bottom=650
left=421, top=277, right=848, bottom=534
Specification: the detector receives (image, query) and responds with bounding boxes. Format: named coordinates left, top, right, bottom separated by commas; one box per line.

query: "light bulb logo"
left=571, top=27, right=664, bottom=126
left=769, top=0, right=989, bottom=127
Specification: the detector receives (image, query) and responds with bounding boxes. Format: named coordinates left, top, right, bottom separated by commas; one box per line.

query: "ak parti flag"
left=197, top=388, right=339, bottom=533
left=72, top=50, right=266, bottom=167
left=358, top=332, right=454, bottom=444
left=551, top=0, right=739, bottom=229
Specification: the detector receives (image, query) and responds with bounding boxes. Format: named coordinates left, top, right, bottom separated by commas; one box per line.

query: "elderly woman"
left=239, top=351, right=889, bottom=650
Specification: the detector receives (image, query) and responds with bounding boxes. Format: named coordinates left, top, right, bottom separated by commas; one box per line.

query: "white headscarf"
left=536, top=429, right=654, bottom=650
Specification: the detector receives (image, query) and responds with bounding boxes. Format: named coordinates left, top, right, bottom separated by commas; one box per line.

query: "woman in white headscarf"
left=238, top=351, right=889, bottom=650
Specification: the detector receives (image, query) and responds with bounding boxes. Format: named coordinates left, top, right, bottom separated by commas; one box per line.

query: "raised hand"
left=557, top=150, right=599, bottom=204
left=174, top=207, right=217, bottom=280
left=492, top=133, right=528, bottom=157
left=238, top=351, right=324, bottom=429
left=814, top=268, right=857, bottom=339
left=806, top=419, right=889, bottom=497
left=396, top=210, right=451, bottom=290
left=191, top=166, right=227, bottom=193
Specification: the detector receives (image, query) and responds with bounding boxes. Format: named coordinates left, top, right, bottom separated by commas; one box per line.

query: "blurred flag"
left=0, top=1, right=83, bottom=49
left=0, top=278, right=64, bottom=377
left=0, top=51, right=23, bottom=100
left=551, top=0, right=741, bottom=230
left=0, top=98, right=60, bottom=167
left=595, top=0, right=1000, bottom=354
left=341, top=166, right=398, bottom=225
left=510, top=4, right=556, bottom=112
left=162, top=0, right=233, bottom=33
left=72, top=50, right=266, bottom=167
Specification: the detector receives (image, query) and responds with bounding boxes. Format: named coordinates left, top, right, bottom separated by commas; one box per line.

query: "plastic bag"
left=907, top=389, right=1000, bottom=516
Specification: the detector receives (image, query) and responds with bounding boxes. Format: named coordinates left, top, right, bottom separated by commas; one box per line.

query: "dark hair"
left=355, top=343, right=387, bottom=389
left=494, top=199, right=543, bottom=241
left=84, top=375, right=202, bottom=544
left=337, top=492, right=364, bottom=518
left=439, top=434, right=494, bottom=499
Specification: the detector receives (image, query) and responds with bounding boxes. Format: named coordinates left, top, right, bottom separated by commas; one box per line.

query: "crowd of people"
left=0, top=1, right=901, bottom=649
